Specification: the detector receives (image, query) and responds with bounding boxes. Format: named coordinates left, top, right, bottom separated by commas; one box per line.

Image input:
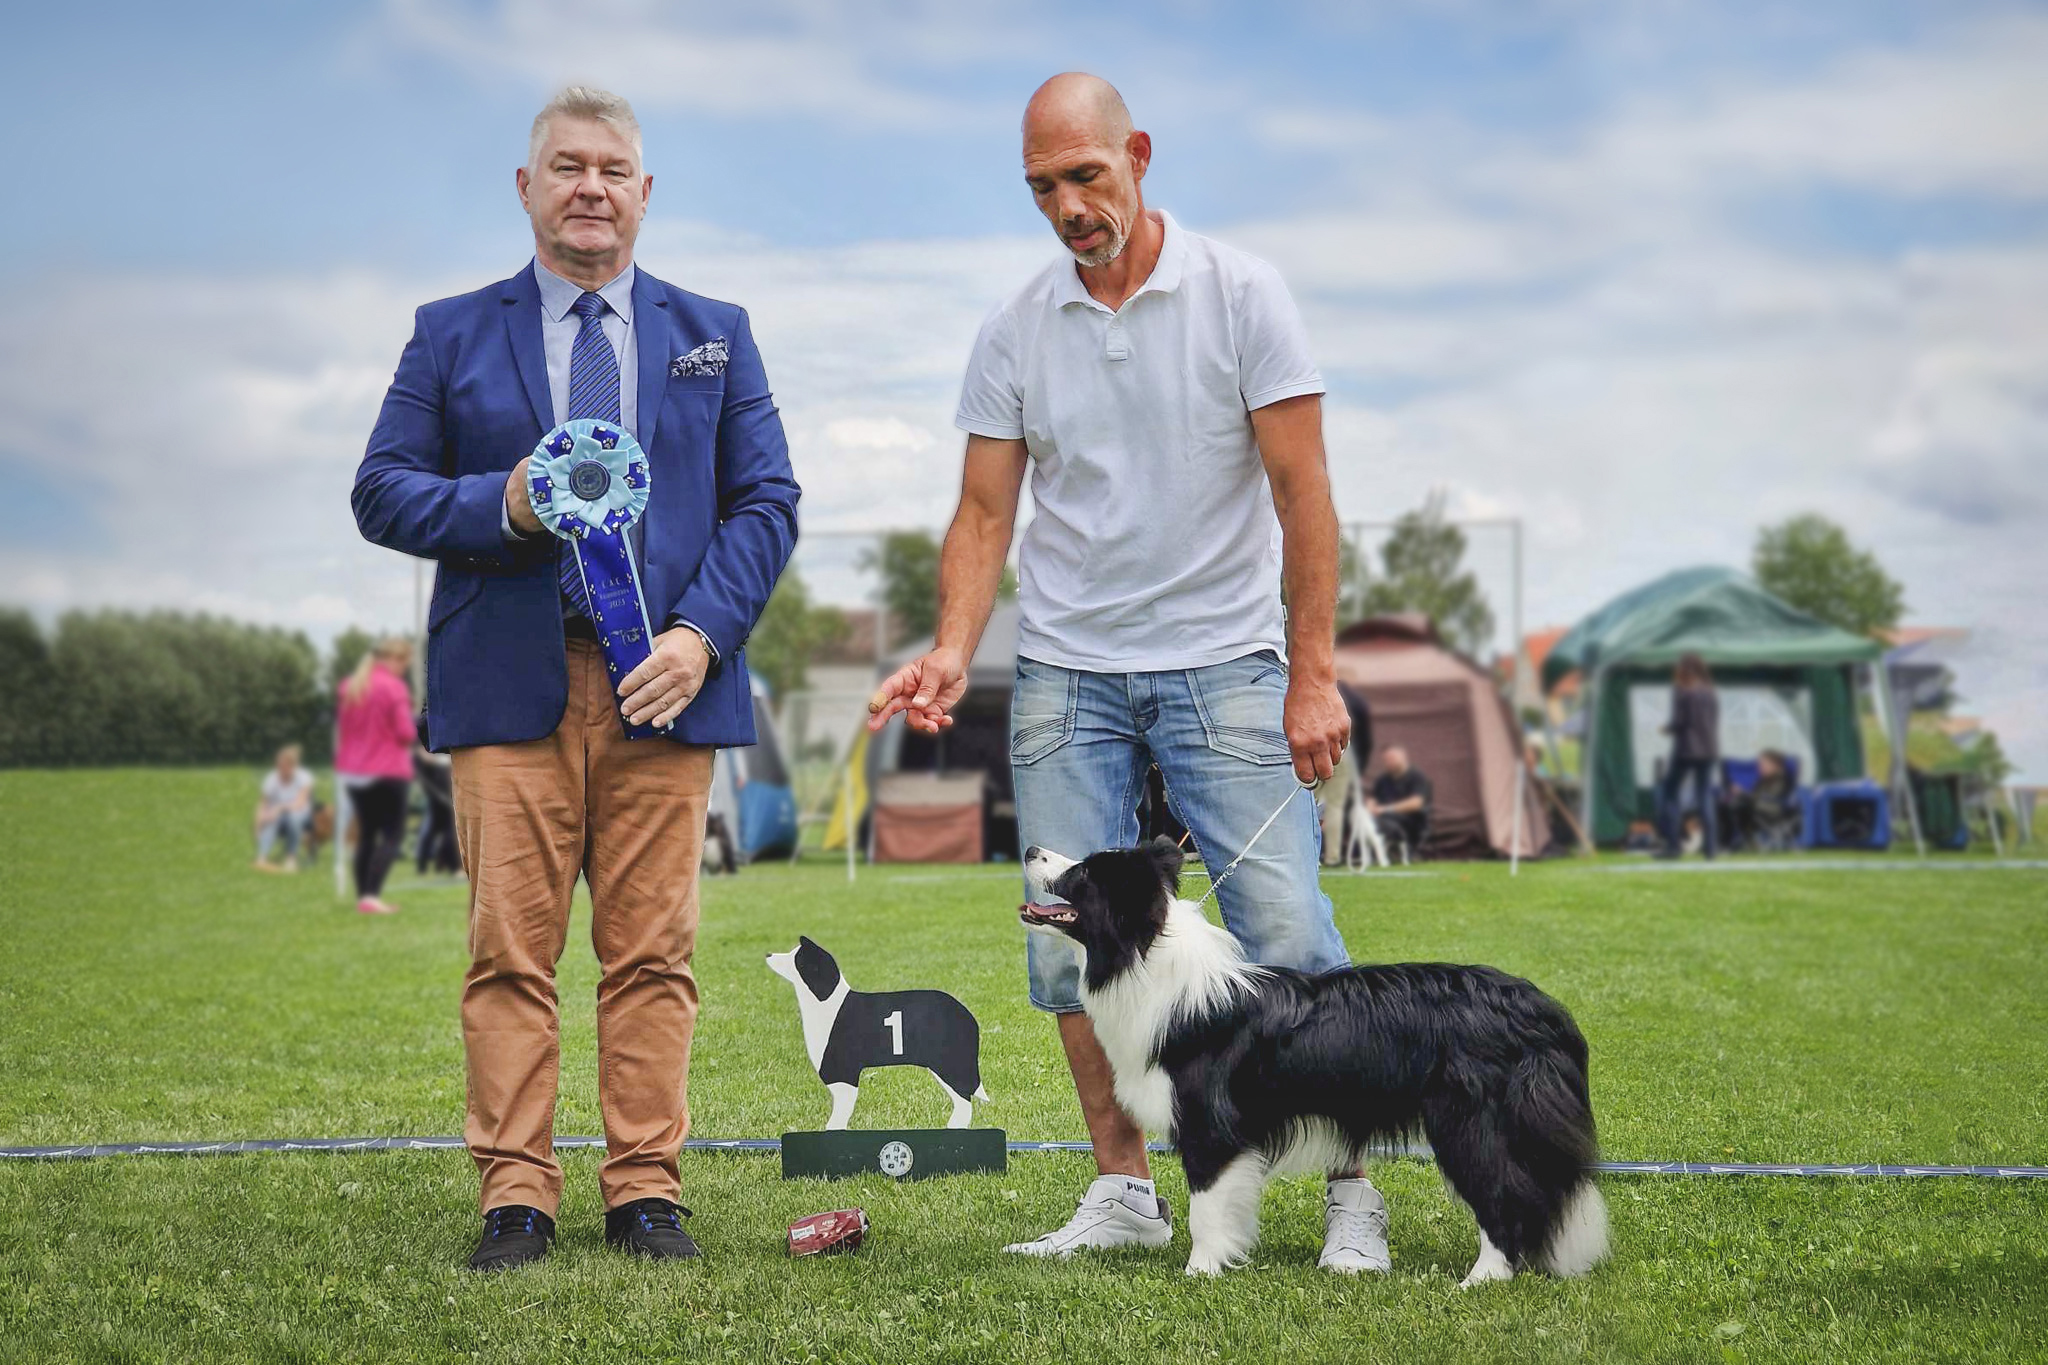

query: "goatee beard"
left=1067, top=224, right=1128, bottom=268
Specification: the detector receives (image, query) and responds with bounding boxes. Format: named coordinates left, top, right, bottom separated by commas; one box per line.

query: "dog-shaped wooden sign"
left=766, top=937, right=987, bottom=1129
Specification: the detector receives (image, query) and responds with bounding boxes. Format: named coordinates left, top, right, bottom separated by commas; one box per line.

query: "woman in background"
left=335, top=637, right=416, bottom=914
left=1658, top=652, right=1720, bottom=860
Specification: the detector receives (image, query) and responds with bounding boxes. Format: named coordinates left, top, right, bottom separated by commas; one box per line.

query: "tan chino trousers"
left=452, top=636, right=713, bottom=1217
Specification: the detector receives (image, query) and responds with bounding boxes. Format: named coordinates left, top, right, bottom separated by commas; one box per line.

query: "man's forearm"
left=1277, top=485, right=1340, bottom=680
left=932, top=505, right=1012, bottom=659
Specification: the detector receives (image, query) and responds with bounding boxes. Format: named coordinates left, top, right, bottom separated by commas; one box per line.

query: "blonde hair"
left=529, top=86, right=643, bottom=171
left=344, top=637, right=413, bottom=705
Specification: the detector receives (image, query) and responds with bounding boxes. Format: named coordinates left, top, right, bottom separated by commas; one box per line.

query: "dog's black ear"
left=1147, top=836, right=1185, bottom=888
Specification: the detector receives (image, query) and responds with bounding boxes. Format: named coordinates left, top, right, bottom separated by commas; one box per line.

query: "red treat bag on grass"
left=788, top=1208, right=869, bottom=1257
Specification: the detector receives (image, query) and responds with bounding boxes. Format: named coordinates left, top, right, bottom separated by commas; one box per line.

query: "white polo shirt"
left=955, top=211, right=1324, bottom=673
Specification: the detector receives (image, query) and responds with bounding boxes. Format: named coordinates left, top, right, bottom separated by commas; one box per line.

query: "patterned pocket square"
left=671, top=339, right=729, bottom=378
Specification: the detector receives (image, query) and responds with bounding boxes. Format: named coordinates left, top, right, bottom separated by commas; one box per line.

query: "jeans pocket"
left=1010, top=660, right=1078, bottom=766
left=1191, top=651, right=1292, bottom=766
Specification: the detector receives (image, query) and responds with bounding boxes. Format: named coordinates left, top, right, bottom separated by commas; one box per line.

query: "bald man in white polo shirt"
left=869, top=74, right=1387, bottom=1272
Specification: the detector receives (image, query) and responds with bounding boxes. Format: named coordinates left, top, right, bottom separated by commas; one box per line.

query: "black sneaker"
left=467, top=1204, right=555, bottom=1273
left=604, top=1197, right=700, bottom=1260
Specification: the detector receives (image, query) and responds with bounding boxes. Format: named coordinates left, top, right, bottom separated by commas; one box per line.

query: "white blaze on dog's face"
left=1017, top=840, right=1185, bottom=957
left=1021, top=845, right=1082, bottom=932
left=765, top=947, right=801, bottom=985
left=1022, top=845, right=1078, bottom=905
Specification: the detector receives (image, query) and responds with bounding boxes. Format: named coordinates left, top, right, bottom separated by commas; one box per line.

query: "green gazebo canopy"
left=1545, top=568, right=1883, bottom=844
left=1544, top=567, right=1881, bottom=692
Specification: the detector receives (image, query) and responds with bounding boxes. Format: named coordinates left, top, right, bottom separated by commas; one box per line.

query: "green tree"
left=862, top=531, right=940, bottom=648
left=22, top=612, right=325, bottom=767
left=1753, top=514, right=1904, bottom=638
left=747, top=570, right=850, bottom=703
left=857, top=531, right=1018, bottom=650
left=1358, top=492, right=1496, bottom=656
left=1338, top=534, right=1370, bottom=624
left=0, top=609, right=61, bottom=767
left=326, top=626, right=376, bottom=698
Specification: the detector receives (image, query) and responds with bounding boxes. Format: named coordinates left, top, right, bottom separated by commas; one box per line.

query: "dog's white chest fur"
left=1078, top=899, right=1261, bottom=1136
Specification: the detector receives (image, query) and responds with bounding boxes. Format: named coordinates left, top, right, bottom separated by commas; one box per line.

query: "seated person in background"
left=254, top=744, right=315, bottom=873
left=1735, top=749, right=1800, bottom=851
left=1367, top=745, right=1433, bottom=857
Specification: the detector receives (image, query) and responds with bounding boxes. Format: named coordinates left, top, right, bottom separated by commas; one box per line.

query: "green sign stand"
left=781, top=1128, right=1007, bottom=1182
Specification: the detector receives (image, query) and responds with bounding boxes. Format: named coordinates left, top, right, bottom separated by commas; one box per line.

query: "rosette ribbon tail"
left=526, top=419, right=671, bottom=740
left=566, top=525, right=670, bottom=740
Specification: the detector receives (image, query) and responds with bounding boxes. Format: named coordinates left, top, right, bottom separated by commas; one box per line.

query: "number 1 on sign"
left=883, top=1011, right=904, bottom=1055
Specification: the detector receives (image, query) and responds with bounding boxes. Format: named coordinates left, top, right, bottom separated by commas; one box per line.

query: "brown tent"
left=1334, top=615, right=1547, bottom=860
left=871, top=772, right=985, bottom=865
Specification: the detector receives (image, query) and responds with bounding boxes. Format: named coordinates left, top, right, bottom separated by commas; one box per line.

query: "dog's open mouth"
left=1019, top=902, right=1076, bottom=927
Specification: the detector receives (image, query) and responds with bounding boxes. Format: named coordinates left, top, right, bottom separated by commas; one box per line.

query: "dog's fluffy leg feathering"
left=1185, top=1154, right=1268, bottom=1276
left=1460, top=1230, right=1516, bottom=1288
left=1541, top=1181, right=1609, bottom=1278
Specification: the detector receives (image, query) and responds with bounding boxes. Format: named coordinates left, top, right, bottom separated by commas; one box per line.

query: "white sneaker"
left=1003, top=1176, right=1174, bottom=1257
left=1320, top=1179, right=1391, bottom=1274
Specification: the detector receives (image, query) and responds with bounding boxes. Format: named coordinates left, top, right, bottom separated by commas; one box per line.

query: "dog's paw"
left=1458, top=1263, right=1515, bottom=1289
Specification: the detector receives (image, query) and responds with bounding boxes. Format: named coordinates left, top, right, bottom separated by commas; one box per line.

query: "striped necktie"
left=559, top=291, right=622, bottom=617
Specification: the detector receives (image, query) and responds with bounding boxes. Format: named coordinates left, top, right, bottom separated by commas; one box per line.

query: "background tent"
left=1542, top=567, right=1883, bottom=845
left=708, top=676, right=799, bottom=862
left=868, top=600, right=1023, bottom=861
left=1333, top=615, right=1548, bottom=860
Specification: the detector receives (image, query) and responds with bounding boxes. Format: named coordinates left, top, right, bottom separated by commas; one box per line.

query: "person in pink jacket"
left=336, top=637, right=417, bottom=915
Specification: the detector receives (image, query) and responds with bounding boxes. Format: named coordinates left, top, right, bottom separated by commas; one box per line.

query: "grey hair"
left=528, top=86, right=644, bottom=170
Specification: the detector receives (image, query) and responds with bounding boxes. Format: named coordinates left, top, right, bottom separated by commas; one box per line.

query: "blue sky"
left=4, top=0, right=2046, bottom=775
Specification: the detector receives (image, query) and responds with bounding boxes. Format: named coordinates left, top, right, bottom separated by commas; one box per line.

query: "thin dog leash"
left=1191, top=780, right=1319, bottom=910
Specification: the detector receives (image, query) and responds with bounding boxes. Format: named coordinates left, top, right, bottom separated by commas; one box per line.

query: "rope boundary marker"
left=4, top=1135, right=2044, bottom=1178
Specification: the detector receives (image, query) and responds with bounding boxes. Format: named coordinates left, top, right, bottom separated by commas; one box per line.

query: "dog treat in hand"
left=788, top=1208, right=869, bottom=1257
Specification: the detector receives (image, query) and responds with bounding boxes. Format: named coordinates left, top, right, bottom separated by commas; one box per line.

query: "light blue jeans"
left=1012, top=650, right=1350, bottom=1013
left=258, top=807, right=311, bottom=861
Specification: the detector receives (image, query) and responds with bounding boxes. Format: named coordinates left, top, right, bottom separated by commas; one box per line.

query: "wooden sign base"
left=781, top=1128, right=1007, bottom=1182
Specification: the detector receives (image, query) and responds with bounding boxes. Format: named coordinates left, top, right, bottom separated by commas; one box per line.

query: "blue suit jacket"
left=352, top=264, right=800, bottom=751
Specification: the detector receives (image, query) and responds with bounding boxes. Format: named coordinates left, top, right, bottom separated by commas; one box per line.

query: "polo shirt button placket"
left=1105, top=315, right=1130, bottom=362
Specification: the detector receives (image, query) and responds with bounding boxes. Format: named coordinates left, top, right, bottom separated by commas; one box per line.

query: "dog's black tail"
left=1424, top=1023, right=1607, bottom=1276
left=1509, top=1041, right=1607, bottom=1276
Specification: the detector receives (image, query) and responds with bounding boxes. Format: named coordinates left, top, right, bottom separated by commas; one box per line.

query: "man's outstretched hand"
left=868, top=647, right=969, bottom=735
left=1285, top=673, right=1351, bottom=786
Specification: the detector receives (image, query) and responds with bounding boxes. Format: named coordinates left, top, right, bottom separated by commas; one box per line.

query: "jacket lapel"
left=633, top=268, right=670, bottom=454
left=502, top=265, right=552, bottom=435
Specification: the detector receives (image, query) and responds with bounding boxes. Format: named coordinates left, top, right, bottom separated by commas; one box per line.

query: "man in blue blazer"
left=353, top=87, right=799, bottom=1272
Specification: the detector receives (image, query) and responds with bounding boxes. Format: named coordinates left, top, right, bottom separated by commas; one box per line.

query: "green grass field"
left=2, top=769, right=2045, bottom=1364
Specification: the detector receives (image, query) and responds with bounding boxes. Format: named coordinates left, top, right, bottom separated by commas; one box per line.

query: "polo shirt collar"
left=1054, top=210, right=1186, bottom=311
left=534, top=258, right=637, bottom=325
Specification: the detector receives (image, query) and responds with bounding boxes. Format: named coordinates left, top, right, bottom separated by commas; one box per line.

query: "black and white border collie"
left=1021, top=839, right=1608, bottom=1283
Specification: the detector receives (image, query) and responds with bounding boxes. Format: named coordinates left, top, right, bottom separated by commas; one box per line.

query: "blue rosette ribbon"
left=526, top=418, right=670, bottom=738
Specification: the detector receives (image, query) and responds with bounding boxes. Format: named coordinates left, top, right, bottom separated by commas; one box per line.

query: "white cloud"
left=378, top=0, right=1027, bottom=129
left=1868, top=348, right=2048, bottom=526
